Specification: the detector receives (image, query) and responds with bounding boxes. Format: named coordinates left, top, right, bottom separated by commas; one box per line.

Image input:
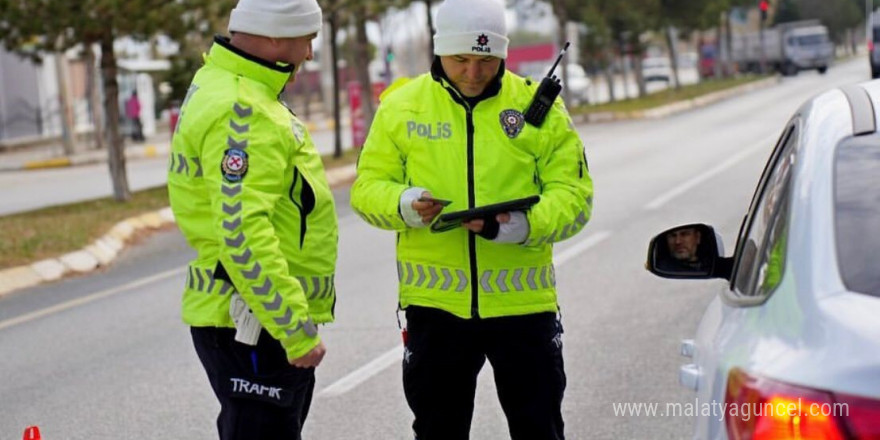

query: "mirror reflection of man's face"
left=667, top=228, right=701, bottom=262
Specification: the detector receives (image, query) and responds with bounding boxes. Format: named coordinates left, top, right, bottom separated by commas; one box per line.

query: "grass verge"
left=0, top=186, right=171, bottom=269
left=573, top=74, right=771, bottom=115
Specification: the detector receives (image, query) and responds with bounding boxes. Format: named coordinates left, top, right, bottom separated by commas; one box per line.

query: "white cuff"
left=399, top=187, right=429, bottom=228
left=494, top=211, right=530, bottom=244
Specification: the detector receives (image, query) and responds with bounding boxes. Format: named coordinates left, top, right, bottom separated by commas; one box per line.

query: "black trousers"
left=191, top=327, right=316, bottom=440
left=403, top=306, right=566, bottom=440
left=130, top=117, right=144, bottom=141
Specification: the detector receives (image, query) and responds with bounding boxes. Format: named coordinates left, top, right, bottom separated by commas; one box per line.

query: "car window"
left=796, top=34, right=827, bottom=45
left=834, top=136, right=880, bottom=297
left=732, top=125, right=797, bottom=298
left=873, top=26, right=880, bottom=42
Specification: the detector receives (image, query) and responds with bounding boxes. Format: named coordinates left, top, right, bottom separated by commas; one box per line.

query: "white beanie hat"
left=228, top=0, right=323, bottom=39
left=433, top=0, right=509, bottom=59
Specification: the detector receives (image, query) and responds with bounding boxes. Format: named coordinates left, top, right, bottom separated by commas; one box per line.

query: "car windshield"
left=796, top=34, right=827, bottom=45
left=834, top=137, right=880, bottom=297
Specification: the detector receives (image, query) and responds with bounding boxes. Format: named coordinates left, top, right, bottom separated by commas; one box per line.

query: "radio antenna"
left=545, top=42, right=571, bottom=77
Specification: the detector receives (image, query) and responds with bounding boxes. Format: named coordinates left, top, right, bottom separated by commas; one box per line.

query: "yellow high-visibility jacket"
left=351, top=64, right=593, bottom=319
left=168, top=37, right=338, bottom=359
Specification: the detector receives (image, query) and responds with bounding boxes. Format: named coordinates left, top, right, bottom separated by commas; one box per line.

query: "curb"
left=22, top=157, right=72, bottom=170
left=0, top=164, right=359, bottom=299
left=0, top=207, right=177, bottom=298
left=572, top=76, right=780, bottom=124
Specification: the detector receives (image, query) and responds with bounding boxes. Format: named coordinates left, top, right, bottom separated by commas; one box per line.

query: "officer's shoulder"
left=379, top=73, right=433, bottom=106
left=379, top=77, right=413, bottom=101
left=193, top=72, right=263, bottom=114
left=504, top=70, right=540, bottom=94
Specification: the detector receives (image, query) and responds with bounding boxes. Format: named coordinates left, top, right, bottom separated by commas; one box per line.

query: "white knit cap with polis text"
left=228, top=0, right=322, bottom=39
left=433, top=0, right=509, bottom=59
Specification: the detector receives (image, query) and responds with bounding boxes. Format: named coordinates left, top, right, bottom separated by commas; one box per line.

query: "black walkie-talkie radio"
left=523, top=41, right=570, bottom=127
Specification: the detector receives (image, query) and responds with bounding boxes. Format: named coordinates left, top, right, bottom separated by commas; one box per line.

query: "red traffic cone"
left=23, top=426, right=41, bottom=440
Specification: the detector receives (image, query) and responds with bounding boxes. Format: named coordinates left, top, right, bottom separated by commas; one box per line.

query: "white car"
left=642, top=56, right=672, bottom=82
left=646, top=81, right=880, bottom=439
left=520, top=63, right=591, bottom=106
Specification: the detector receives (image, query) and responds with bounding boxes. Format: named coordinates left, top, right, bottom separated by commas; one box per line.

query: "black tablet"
left=430, top=195, right=540, bottom=233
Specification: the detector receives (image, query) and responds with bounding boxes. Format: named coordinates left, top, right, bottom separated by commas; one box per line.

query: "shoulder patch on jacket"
left=221, top=148, right=249, bottom=182
left=500, top=109, right=525, bottom=139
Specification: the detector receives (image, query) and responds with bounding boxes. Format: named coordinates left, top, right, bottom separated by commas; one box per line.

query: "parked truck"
left=731, top=20, right=833, bottom=76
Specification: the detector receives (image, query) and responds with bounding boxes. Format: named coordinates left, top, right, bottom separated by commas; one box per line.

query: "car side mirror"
left=646, top=223, right=731, bottom=280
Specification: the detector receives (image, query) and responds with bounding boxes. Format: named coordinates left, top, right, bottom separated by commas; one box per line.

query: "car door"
left=689, top=122, right=799, bottom=439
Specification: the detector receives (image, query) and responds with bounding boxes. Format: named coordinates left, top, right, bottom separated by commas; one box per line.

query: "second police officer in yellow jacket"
left=350, top=0, right=593, bottom=438
left=167, top=0, right=336, bottom=437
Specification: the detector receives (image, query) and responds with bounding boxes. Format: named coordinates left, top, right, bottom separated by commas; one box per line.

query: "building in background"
left=0, top=39, right=167, bottom=148
left=0, top=47, right=64, bottom=143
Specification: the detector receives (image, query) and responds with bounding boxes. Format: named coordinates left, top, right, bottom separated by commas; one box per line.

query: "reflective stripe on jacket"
left=168, top=38, right=338, bottom=359
left=351, top=67, right=593, bottom=319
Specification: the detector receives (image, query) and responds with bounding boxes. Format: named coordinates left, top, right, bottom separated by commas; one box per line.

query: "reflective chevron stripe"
left=284, top=317, right=318, bottom=338
left=176, top=153, right=189, bottom=175
left=354, top=208, right=398, bottom=229
left=398, top=261, right=468, bottom=293
left=170, top=154, right=203, bottom=178
left=396, top=261, right=555, bottom=293
left=294, top=275, right=336, bottom=300
left=187, top=266, right=235, bottom=295
left=525, top=210, right=589, bottom=246
left=230, top=120, right=250, bottom=134
left=233, top=102, right=253, bottom=118
left=186, top=266, right=335, bottom=303
left=191, top=157, right=202, bottom=177
left=480, top=264, right=556, bottom=293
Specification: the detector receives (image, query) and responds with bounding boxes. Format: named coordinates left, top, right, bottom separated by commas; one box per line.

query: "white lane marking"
left=553, top=230, right=613, bottom=266
left=0, top=267, right=186, bottom=332
left=319, top=344, right=403, bottom=397
left=320, top=230, right=613, bottom=397
left=644, top=134, right=776, bottom=211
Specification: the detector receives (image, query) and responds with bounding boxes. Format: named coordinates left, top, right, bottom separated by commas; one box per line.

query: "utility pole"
left=868, top=0, right=873, bottom=48
left=759, top=0, right=769, bottom=74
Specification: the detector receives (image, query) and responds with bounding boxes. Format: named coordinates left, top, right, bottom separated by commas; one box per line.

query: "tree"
left=162, top=2, right=234, bottom=105
left=798, top=0, right=863, bottom=47
left=423, top=0, right=436, bottom=53
left=0, top=0, right=231, bottom=202
left=318, top=0, right=350, bottom=158
left=773, top=0, right=801, bottom=23
left=319, top=0, right=390, bottom=155
left=657, top=0, right=712, bottom=90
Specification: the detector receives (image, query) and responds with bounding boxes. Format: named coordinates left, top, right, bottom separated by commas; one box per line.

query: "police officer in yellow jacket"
left=167, top=0, right=337, bottom=438
left=350, top=0, right=592, bottom=438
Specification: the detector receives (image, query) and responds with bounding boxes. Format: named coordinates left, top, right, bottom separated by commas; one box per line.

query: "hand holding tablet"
left=430, top=196, right=540, bottom=233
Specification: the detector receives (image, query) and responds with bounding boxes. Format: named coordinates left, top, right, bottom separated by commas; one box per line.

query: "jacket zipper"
left=465, top=109, right=479, bottom=318
left=438, top=78, right=480, bottom=319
